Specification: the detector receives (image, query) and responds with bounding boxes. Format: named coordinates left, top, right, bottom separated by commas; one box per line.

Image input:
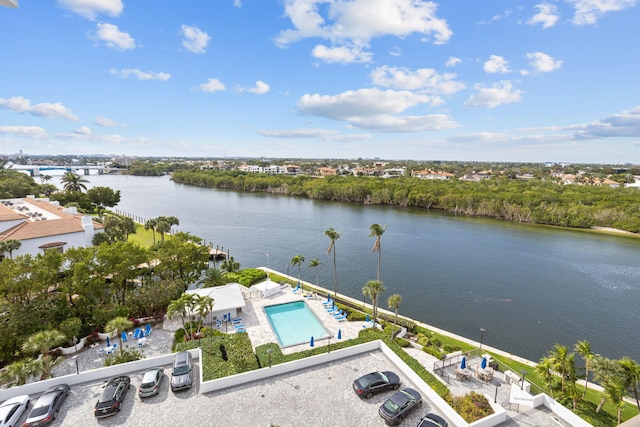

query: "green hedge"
left=225, top=268, right=267, bottom=286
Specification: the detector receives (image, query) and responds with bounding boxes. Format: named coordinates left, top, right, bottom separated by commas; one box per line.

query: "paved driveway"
left=16, top=351, right=438, bottom=427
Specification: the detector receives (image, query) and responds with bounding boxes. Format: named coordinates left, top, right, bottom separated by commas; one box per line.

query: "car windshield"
left=173, top=366, right=190, bottom=376
left=99, top=385, right=118, bottom=402
left=0, top=404, right=17, bottom=419
left=382, top=399, right=400, bottom=413
left=378, top=372, right=389, bottom=382
left=29, top=406, right=50, bottom=417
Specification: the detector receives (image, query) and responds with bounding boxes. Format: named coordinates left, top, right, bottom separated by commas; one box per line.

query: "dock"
left=209, top=247, right=227, bottom=260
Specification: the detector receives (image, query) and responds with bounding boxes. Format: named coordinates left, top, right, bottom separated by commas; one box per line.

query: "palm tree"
left=0, top=239, right=21, bottom=259
left=144, top=218, right=158, bottom=244
left=0, top=358, right=40, bottom=387
left=60, top=171, right=89, bottom=192
left=369, top=223, right=386, bottom=281
left=387, top=294, right=402, bottom=327
left=575, top=340, right=594, bottom=399
left=618, top=356, right=640, bottom=412
left=548, top=344, right=571, bottom=393
left=535, top=356, right=556, bottom=398
left=592, top=356, right=619, bottom=413
left=168, top=294, right=197, bottom=339
left=198, top=268, right=227, bottom=288
left=324, top=227, right=341, bottom=296
left=309, top=258, right=322, bottom=287
left=105, top=317, right=133, bottom=354
left=220, top=255, right=240, bottom=273
left=290, top=255, right=305, bottom=285
left=21, top=329, right=66, bottom=380
left=194, top=294, right=215, bottom=334
left=363, top=280, right=385, bottom=324
left=40, top=174, right=52, bottom=184
left=603, top=374, right=627, bottom=425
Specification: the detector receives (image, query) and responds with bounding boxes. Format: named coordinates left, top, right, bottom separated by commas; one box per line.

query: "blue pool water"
left=264, top=301, right=331, bottom=347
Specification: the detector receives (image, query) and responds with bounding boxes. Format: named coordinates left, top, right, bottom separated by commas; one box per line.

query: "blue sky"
left=1, top=0, right=639, bottom=163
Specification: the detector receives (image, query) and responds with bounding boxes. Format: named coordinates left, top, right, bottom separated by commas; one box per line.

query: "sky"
left=0, top=0, right=639, bottom=163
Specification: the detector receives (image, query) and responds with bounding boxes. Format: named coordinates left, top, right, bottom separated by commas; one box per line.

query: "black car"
left=417, top=413, right=449, bottom=427
left=378, top=388, right=422, bottom=425
left=352, top=371, right=401, bottom=399
left=94, top=376, right=130, bottom=418
left=23, top=383, right=70, bottom=427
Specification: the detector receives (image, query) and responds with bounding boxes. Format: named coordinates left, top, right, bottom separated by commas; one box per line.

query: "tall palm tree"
left=60, top=171, right=89, bottom=192
left=198, top=268, right=227, bottom=288
left=144, top=218, right=158, bottom=244
left=21, top=329, right=65, bottom=380
left=603, top=374, right=627, bottom=425
left=0, top=358, right=40, bottom=387
left=0, top=239, right=21, bottom=259
left=618, top=356, right=640, bottom=412
left=290, top=255, right=305, bottom=284
left=387, top=293, right=402, bottom=327
left=575, top=340, right=594, bottom=399
left=548, top=344, right=571, bottom=393
left=324, top=227, right=341, bottom=296
left=592, top=356, right=619, bottom=413
left=194, top=294, right=215, bottom=334
left=167, top=296, right=189, bottom=339
left=39, top=174, right=52, bottom=184
left=105, top=317, right=133, bottom=354
left=369, top=223, right=386, bottom=281
left=535, top=356, right=556, bottom=398
left=308, top=258, right=322, bottom=287
left=363, top=280, right=386, bottom=324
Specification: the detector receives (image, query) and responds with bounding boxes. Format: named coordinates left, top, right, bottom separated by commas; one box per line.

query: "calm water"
left=81, top=174, right=640, bottom=362
left=264, top=301, right=330, bottom=347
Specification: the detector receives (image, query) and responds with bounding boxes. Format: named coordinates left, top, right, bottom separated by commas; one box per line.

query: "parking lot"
left=13, top=351, right=441, bottom=427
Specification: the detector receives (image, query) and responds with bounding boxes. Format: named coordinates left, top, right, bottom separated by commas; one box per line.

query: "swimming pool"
left=264, top=301, right=331, bottom=347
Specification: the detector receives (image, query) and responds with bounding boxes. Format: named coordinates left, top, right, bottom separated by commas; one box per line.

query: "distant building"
left=317, top=167, right=337, bottom=177
left=411, top=170, right=454, bottom=180
left=0, top=197, right=104, bottom=260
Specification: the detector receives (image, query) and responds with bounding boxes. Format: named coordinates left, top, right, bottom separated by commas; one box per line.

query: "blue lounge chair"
left=335, top=314, right=347, bottom=321
left=322, top=298, right=333, bottom=306
left=144, top=324, right=152, bottom=336
left=332, top=310, right=345, bottom=317
left=215, top=319, right=222, bottom=329
left=292, top=284, right=300, bottom=293
left=121, top=331, right=129, bottom=342
left=133, top=328, right=142, bottom=339
left=232, top=317, right=242, bottom=324
left=326, top=305, right=339, bottom=313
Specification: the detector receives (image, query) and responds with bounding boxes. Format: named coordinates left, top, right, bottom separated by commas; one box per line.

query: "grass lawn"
left=128, top=223, right=162, bottom=247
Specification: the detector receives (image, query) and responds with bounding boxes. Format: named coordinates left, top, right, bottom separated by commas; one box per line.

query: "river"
left=80, top=174, right=640, bottom=362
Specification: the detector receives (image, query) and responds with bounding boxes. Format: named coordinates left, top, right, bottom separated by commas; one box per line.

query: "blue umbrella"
left=460, top=357, right=466, bottom=369
left=310, top=336, right=314, bottom=347
left=337, top=329, right=342, bottom=340
left=106, top=336, right=110, bottom=347
left=481, top=357, right=487, bottom=369
left=227, top=312, right=231, bottom=322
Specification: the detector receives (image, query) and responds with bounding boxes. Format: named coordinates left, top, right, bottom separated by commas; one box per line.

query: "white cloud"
left=464, top=81, right=523, bottom=108
left=57, top=0, right=123, bottom=20
left=526, top=52, right=563, bottom=72
left=181, top=25, right=211, bottom=54
left=275, top=0, right=452, bottom=48
left=370, top=66, right=465, bottom=96
left=233, top=0, right=241, bottom=7
left=445, top=56, right=461, bottom=67
left=567, top=0, right=636, bottom=25
left=297, top=88, right=431, bottom=120
left=198, top=78, right=226, bottom=92
left=109, top=68, right=171, bottom=80
left=0, top=96, right=78, bottom=121
left=95, top=116, right=120, bottom=127
left=484, top=55, right=510, bottom=74
left=312, top=44, right=373, bottom=64
left=389, top=47, right=402, bottom=57
left=575, top=106, right=640, bottom=138
left=95, top=23, right=135, bottom=50
left=348, top=114, right=459, bottom=132
left=527, top=4, right=559, bottom=29
left=246, top=81, right=270, bottom=95
left=259, top=128, right=371, bottom=141
left=74, top=126, right=92, bottom=135
left=0, top=125, right=48, bottom=139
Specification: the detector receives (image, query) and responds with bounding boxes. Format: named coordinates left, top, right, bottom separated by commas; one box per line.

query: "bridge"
left=11, top=165, right=120, bottom=177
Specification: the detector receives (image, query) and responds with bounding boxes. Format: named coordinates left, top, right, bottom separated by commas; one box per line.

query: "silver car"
left=139, top=367, right=164, bottom=398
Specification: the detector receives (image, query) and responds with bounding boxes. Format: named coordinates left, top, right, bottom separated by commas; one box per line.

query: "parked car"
left=139, top=367, right=164, bottom=398
left=417, top=413, right=449, bottom=427
left=378, top=388, right=422, bottom=425
left=352, top=371, right=401, bottom=399
left=23, top=384, right=70, bottom=427
left=171, top=351, right=193, bottom=392
left=94, top=376, right=131, bottom=418
left=0, top=395, right=29, bottom=427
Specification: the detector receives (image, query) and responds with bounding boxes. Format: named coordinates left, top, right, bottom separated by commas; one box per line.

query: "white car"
left=0, top=395, right=29, bottom=427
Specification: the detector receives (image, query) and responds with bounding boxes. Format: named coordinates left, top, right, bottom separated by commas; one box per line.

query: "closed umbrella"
left=310, top=336, right=314, bottom=347
left=481, top=357, right=487, bottom=369
left=365, top=314, right=370, bottom=322
left=460, top=357, right=466, bottom=370
left=106, top=336, right=110, bottom=347
left=337, top=329, right=342, bottom=340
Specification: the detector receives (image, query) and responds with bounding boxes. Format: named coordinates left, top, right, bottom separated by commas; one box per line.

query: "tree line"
left=172, top=170, right=640, bottom=233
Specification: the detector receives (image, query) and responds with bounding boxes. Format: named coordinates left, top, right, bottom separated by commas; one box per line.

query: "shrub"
left=451, top=391, right=494, bottom=423
left=104, top=348, right=144, bottom=366
left=443, top=344, right=462, bottom=353
left=394, top=337, right=410, bottom=347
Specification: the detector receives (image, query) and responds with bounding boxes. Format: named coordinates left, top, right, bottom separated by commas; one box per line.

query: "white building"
left=0, top=196, right=104, bottom=259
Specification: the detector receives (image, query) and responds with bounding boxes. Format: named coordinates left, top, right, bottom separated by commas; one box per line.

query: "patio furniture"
left=477, top=367, right=494, bottom=382
left=138, top=337, right=147, bottom=347
left=454, top=367, right=472, bottom=381
left=133, top=328, right=142, bottom=339
left=144, top=324, right=152, bottom=336
left=121, top=331, right=129, bottom=342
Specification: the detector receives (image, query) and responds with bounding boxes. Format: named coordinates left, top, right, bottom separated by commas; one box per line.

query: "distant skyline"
left=1, top=0, right=639, bottom=163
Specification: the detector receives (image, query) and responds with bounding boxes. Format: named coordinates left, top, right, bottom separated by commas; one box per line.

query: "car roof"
left=0, top=395, right=28, bottom=407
